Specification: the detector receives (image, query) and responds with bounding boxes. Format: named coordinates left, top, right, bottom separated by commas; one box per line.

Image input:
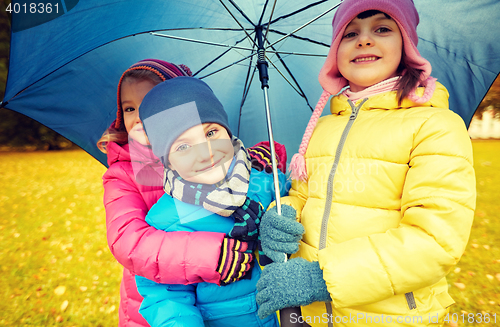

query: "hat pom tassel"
left=289, top=152, right=308, bottom=182
left=408, top=76, right=437, bottom=104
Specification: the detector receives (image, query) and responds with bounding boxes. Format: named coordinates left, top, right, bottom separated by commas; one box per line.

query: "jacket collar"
left=107, top=140, right=162, bottom=167
left=330, top=81, right=449, bottom=115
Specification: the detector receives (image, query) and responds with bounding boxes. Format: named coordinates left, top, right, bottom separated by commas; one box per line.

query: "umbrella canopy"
left=2, top=0, right=500, bottom=166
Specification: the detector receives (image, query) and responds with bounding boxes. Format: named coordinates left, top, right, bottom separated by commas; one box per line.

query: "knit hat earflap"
left=138, top=76, right=231, bottom=165
left=115, top=59, right=192, bottom=130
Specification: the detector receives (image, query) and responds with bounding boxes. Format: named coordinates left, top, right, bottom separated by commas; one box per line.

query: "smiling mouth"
left=353, top=56, right=380, bottom=63
left=198, top=157, right=224, bottom=173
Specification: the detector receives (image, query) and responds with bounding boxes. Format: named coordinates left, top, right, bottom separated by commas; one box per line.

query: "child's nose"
left=133, top=111, right=143, bottom=125
left=357, top=33, right=373, bottom=47
left=197, top=141, right=213, bottom=161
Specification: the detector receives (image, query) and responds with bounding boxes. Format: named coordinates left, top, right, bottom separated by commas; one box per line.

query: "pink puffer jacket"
left=103, top=140, right=225, bottom=326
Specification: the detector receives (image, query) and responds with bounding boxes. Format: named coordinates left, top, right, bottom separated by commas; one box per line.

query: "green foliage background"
left=0, top=0, right=75, bottom=151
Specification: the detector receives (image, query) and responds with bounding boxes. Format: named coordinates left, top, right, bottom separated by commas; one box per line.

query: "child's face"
left=337, top=13, right=403, bottom=92
left=121, top=78, right=157, bottom=145
left=168, top=123, right=233, bottom=185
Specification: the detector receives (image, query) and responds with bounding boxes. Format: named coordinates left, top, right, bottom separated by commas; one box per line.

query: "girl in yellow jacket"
left=255, top=0, right=476, bottom=326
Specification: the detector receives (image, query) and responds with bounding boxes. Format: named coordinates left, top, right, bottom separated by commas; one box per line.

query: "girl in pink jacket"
left=98, top=59, right=255, bottom=327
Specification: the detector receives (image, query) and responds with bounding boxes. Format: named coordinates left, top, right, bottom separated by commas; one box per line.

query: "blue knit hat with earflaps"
left=139, top=76, right=231, bottom=165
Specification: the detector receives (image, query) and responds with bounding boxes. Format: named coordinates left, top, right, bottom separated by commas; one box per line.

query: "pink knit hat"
left=319, top=0, right=432, bottom=95
left=290, top=0, right=435, bottom=181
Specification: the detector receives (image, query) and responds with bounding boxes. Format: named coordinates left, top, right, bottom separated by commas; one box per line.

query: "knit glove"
left=260, top=204, right=304, bottom=263
left=229, top=197, right=264, bottom=242
left=216, top=238, right=254, bottom=286
left=256, top=258, right=332, bottom=319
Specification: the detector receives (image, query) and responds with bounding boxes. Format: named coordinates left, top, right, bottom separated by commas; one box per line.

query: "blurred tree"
left=0, top=0, right=75, bottom=150
left=0, top=0, right=9, bottom=93
left=474, top=75, right=500, bottom=119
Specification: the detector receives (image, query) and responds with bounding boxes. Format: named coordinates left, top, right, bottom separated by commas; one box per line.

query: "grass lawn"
left=0, top=150, right=120, bottom=326
left=0, top=141, right=499, bottom=326
left=446, top=140, right=500, bottom=326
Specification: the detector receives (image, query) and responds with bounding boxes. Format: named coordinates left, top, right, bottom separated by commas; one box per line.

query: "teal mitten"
left=260, top=204, right=304, bottom=263
left=256, top=258, right=331, bottom=319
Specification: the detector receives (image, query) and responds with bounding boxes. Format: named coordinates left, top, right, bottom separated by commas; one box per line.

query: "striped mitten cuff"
left=217, top=238, right=254, bottom=286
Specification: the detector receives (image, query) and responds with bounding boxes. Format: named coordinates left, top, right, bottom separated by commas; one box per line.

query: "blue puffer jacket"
left=136, top=167, right=288, bottom=327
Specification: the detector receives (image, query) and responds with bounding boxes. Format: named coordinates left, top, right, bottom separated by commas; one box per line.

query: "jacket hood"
left=106, top=141, right=130, bottom=167
left=330, top=81, right=449, bottom=115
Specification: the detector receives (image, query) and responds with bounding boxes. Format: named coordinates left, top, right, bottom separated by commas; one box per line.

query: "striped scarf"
left=163, top=136, right=251, bottom=217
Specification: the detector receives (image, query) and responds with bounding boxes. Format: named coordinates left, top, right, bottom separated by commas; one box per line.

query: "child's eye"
left=124, top=107, right=135, bottom=113
left=206, top=128, right=218, bottom=138
left=376, top=27, right=391, bottom=33
left=343, top=31, right=357, bottom=39
left=176, top=144, right=191, bottom=152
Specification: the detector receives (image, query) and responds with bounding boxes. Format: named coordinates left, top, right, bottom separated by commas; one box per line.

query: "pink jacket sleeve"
left=103, top=164, right=225, bottom=285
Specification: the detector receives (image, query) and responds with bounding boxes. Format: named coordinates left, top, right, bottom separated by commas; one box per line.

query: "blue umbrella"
left=3, top=0, right=499, bottom=167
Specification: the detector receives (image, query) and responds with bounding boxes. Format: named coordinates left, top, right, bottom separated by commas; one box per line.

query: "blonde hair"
left=97, top=125, right=128, bottom=154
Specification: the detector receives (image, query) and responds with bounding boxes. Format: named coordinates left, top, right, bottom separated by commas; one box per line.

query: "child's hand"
left=256, top=258, right=331, bottom=319
left=216, top=238, right=254, bottom=286
left=260, top=205, right=304, bottom=263
left=229, top=197, right=263, bottom=241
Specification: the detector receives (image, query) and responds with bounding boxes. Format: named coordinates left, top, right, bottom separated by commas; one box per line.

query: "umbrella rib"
left=268, top=29, right=330, bottom=48
left=242, top=67, right=257, bottom=107
left=237, top=59, right=258, bottom=135
left=155, top=27, right=252, bottom=32
left=194, top=34, right=254, bottom=76
left=267, top=50, right=326, bottom=57
left=221, top=0, right=258, bottom=48
left=263, top=0, right=278, bottom=56
left=266, top=2, right=341, bottom=49
left=152, top=32, right=325, bottom=57
left=267, top=57, right=303, bottom=97
left=242, top=63, right=259, bottom=107
left=265, top=52, right=313, bottom=111
left=257, top=0, right=271, bottom=26
left=268, top=0, right=330, bottom=25
left=197, top=53, right=257, bottom=80
left=150, top=32, right=255, bottom=52
left=226, top=0, right=256, bottom=27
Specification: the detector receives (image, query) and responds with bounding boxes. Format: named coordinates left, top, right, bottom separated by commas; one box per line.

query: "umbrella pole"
left=256, top=26, right=303, bottom=327
left=256, top=26, right=282, bottom=216
left=262, top=86, right=282, bottom=216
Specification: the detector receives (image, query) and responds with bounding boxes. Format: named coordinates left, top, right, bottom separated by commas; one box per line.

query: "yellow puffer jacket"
left=282, top=82, right=476, bottom=327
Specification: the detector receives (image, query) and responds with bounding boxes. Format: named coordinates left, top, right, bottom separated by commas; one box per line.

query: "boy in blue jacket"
left=136, top=76, right=287, bottom=327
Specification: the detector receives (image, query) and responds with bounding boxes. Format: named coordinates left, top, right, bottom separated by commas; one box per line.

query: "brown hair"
left=396, top=54, right=424, bottom=105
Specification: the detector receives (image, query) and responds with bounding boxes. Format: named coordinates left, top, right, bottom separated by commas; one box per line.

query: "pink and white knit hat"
left=290, top=0, right=435, bottom=181
left=115, top=59, right=192, bottom=130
